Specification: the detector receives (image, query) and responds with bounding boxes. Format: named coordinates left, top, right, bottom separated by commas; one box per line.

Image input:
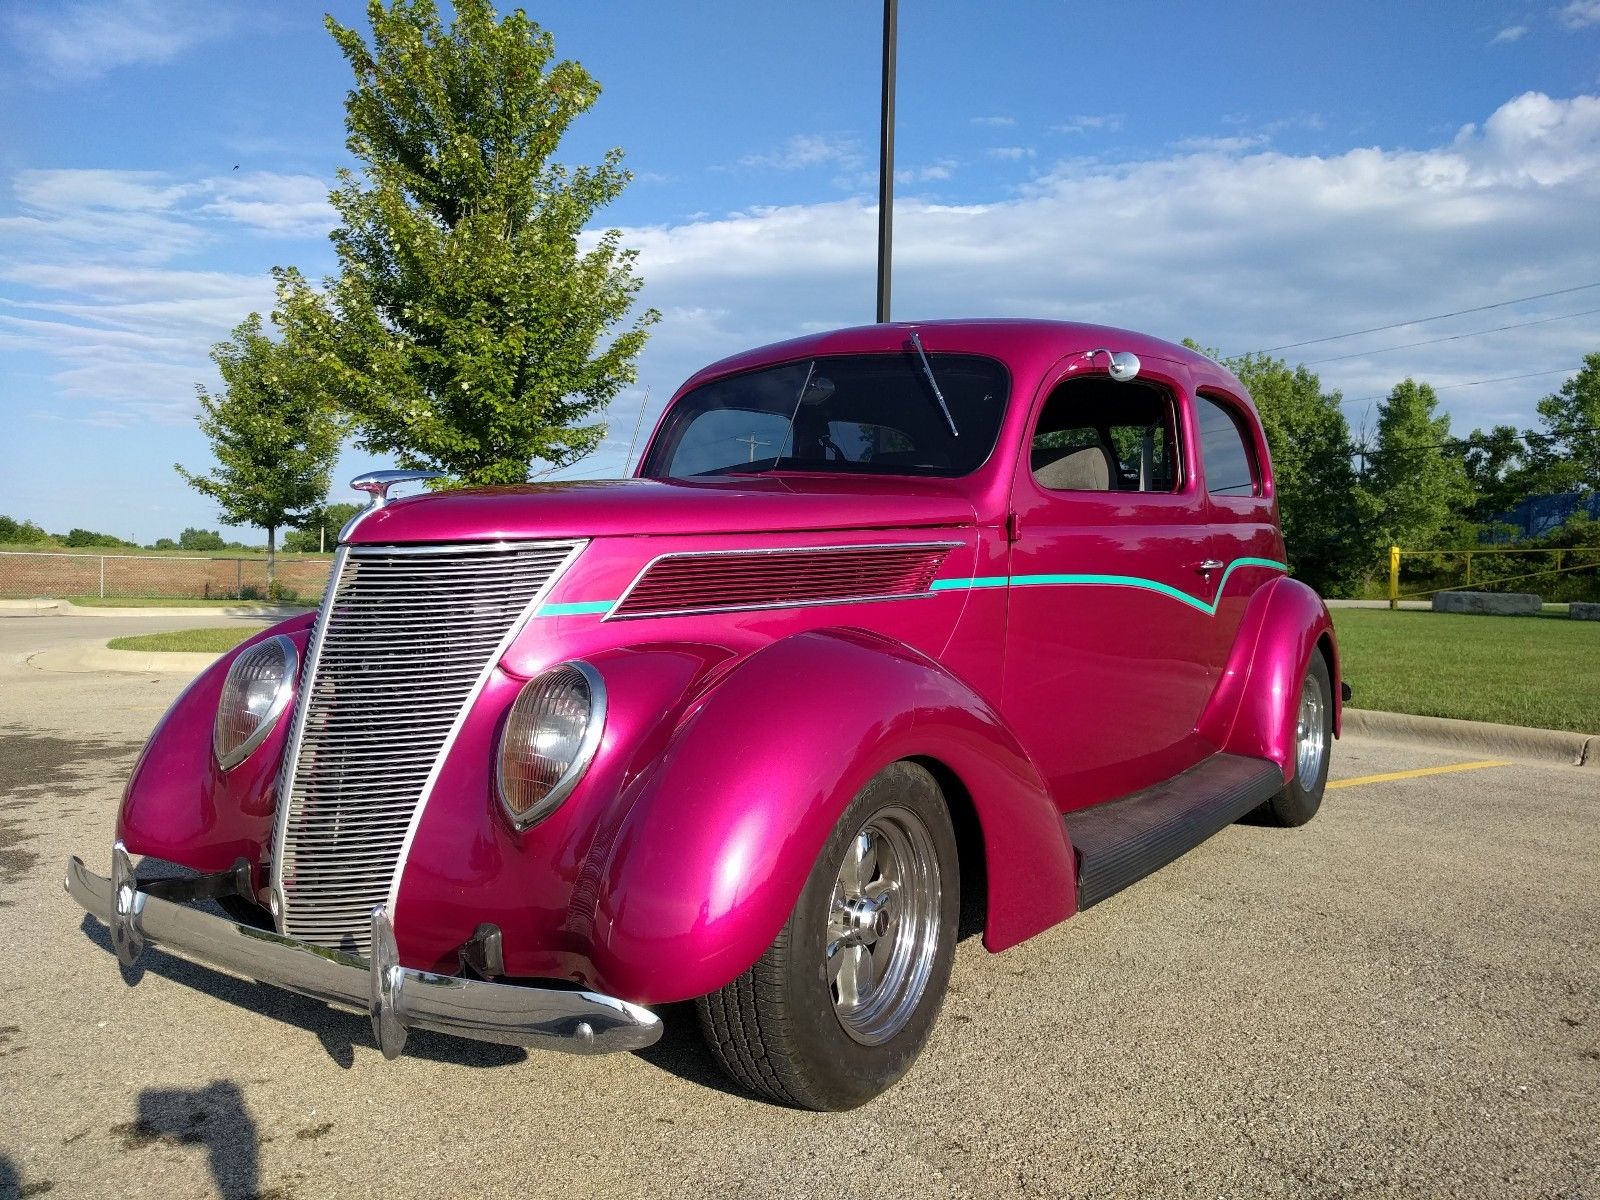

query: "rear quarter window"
left=1196, top=394, right=1259, bottom=497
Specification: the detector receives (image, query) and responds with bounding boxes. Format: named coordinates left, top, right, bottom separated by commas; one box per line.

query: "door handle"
left=1196, top=560, right=1224, bottom=573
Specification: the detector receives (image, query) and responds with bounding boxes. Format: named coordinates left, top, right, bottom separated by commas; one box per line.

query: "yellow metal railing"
left=1386, top=545, right=1598, bottom=608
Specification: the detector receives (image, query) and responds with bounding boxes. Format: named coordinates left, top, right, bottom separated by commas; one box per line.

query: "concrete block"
left=1571, top=602, right=1600, bottom=621
left=1432, top=590, right=1542, bottom=616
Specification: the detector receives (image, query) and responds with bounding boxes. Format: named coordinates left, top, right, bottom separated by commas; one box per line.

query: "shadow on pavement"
left=115, top=1081, right=259, bottom=1200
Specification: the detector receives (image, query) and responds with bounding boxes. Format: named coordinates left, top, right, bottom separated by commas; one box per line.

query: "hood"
left=344, top=475, right=977, bottom=544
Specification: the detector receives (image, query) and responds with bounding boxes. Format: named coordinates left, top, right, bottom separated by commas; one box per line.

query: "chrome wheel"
left=825, top=806, right=942, bottom=1046
left=1294, top=675, right=1328, bottom=792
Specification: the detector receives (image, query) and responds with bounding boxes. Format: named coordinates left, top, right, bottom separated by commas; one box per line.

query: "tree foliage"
left=175, top=314, right=343, bottom=582
left=0, top=515, right=55, bottom=545
left=283, top=502, right=363, bottom=553
left=1526, top=351, right=1600, bottom=496
left=1367, top=378, right=1475, bottom=549
left=275, top=0, right=657, bottom=486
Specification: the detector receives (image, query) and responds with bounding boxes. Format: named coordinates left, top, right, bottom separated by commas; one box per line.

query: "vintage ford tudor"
left=68, top=319, right=1341, bottom=1110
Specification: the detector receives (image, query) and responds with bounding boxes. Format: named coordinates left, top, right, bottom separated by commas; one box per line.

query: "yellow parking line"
left=1326, top=759, right=1510, bottom=791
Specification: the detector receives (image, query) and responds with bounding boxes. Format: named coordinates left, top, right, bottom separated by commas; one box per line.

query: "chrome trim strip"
left=497, top=660, right=608, bottom=832
left=604, top=540, right=962, bottom=621
left=213, top=634, right=299, bottom=772
left=66, top=853, right=661, bottom=1056
left=381, top=540, right=587, bottom=917
left=269, top=545, right=350, bottom=928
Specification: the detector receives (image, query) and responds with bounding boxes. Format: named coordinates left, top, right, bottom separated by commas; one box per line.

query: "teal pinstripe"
left=534, top=557, right=1286, bottom=618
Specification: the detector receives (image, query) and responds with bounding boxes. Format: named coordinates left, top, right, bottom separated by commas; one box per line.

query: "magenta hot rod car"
left=68, top=319, right=1342, bottom=1109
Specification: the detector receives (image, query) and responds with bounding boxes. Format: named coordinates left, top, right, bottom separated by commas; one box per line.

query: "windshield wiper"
left=909, top=330, right=960, bottom=437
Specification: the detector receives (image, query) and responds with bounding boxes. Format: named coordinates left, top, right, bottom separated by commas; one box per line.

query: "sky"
left=2, top=0, right=1599, bottom=545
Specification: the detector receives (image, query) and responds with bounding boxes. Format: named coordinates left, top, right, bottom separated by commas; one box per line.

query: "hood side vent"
left=609, top=543, right=956, bottom=620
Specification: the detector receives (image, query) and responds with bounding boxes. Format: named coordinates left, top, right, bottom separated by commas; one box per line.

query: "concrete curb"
left=0, top=599, right=310, bottom=619
left=1342, top=707, right=1596, bottom=769
left=27, top=643, right=223, bottom=675
left=0, top=599, right=67, bottom=616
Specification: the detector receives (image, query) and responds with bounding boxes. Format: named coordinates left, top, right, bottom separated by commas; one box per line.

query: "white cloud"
left=986, top=146, right=1037, bottom=161
left=1557, top=0, right=1600, bottom=28
left=590, top=91, right=1600, bottom=476
left=5, top=0, right=240, bottom=79
left=1052, top=114, right=1124, bottom=135
left=1173, top=134, right=1271, bottom=153
left=1491, top=23, right=1529, bottom=42
left=739, top=134, right=859, bottom=171
left=970, top=115, right=1016, bottom=128
left=895, top=160, right=958, bottom=184
left=0, top=165, right=328, bottom=426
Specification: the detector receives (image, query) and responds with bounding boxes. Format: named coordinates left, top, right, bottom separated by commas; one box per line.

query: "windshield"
left=639, top=352, right=1009, bottom=479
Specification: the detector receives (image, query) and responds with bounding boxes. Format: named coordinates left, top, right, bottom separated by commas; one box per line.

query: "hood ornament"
left=349, top=469, right=444, bottom=511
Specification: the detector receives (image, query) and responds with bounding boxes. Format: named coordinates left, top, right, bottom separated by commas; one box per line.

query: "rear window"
left=640, top=353, right=1009, bottom=479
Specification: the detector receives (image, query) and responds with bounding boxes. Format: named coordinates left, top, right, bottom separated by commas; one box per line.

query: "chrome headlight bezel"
left=212, top=634, right=299, bottom=771
left=497, top=660, right=607, bottom=831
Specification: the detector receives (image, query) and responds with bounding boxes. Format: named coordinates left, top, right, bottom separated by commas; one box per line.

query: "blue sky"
left=2, top=0, right=1599, bottom=544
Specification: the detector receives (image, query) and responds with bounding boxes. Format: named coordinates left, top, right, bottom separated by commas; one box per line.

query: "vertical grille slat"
left=273, top=540, right=581, bottom=955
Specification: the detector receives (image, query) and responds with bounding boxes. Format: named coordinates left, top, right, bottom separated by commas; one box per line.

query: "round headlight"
left=498, top=661, right=606, bottom=829
left=213, top=634, right=298, bottom=770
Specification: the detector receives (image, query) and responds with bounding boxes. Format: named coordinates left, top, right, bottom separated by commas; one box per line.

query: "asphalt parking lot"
left=1, top=614, right=1596, bottom=1200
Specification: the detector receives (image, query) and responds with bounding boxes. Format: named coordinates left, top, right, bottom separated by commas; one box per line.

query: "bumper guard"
left=65, top=843, right=662, bottom=1059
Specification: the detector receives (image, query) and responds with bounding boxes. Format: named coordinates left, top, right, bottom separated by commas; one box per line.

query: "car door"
left=1192, top=388, right=1287, bottom=679
left=1000, top=357, right=1219, bottom=812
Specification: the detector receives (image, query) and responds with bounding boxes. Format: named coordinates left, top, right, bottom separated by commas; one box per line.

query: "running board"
left=1063, top=754, right=1284, bottom=909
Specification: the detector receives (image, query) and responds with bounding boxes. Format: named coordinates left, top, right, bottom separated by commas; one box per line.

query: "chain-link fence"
left=0, top=551, right=332, bottom=603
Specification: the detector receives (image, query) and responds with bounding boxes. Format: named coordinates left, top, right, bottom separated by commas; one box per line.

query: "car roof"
left=679, top=319, right=1245, bottom=399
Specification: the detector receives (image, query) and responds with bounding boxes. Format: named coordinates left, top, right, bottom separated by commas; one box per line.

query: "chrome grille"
left=272, top=540, right=582, bottom=954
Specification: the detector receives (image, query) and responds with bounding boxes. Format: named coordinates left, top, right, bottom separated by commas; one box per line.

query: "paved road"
left=1, top=614, right=1596, bottom=1199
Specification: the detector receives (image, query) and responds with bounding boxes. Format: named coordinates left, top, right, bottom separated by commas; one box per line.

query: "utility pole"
left=875, top=0, right=898, bottom=324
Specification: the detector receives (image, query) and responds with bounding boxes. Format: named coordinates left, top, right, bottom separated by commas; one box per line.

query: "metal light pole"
left=875, top=0, right=898, bottom=324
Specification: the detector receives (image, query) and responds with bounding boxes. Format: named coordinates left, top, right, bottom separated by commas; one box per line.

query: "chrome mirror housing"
left=1084, top=348, right=1141, bottom=382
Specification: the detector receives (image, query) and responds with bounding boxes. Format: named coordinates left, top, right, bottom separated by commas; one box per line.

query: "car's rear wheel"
left=696, top=760, right=959, bottom=1110
left=1258, top=653, right=1332, bottom=827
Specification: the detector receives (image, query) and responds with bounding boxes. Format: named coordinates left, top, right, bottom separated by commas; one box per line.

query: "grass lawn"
left=107, top=627, right=264, bottom=654
left=1331, top=608, right=1600, bottom=734
left=67, top=595, right=314, bottom=608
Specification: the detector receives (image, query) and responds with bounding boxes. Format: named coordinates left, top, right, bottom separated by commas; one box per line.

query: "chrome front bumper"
left=65, top=844, right=662, bottom=1059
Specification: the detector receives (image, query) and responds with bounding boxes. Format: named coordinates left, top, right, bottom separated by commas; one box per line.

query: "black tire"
left=1259, top=653, right=1332, bottom=827
left=696, top=761, right=959, bottom=1110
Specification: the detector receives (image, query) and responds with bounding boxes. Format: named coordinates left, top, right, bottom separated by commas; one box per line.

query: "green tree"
left=283, top=502, right=363, bottom=553
left=63, top=528, right=132, bottom=548
left=150, top=537, right=179, bottom=550
left=1525, top=352, right=1600, bottom=496
left=175, top=314, right=343, bottom=585
left=276, top=0, right=657, bottom=486
left=1461, top=424, right=1528, bottom=523
left=178, top=528, right=227, bottom=551
left=1367, top=378, right=1474, bottom=549
left=0, top=515, right=55, bottom=545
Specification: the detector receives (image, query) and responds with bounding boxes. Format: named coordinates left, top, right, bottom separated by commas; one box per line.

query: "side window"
left=1031, top=379, right=1180, bottom=493
left=1196, top=394, right=1259, bottom=497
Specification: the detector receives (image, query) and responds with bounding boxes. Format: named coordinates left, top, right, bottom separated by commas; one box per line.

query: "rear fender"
left=586, top=627, right=1074, bottom=1005
left=1199, top=577, right=1339, bottom=778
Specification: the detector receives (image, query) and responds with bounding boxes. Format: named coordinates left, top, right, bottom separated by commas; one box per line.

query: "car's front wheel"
left=696, top=760, right=959, bottom=1110
left=1258, top=652, right=1333, bottom=827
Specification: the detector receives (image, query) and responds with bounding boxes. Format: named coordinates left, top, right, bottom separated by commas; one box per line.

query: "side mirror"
left=1084, top=347, right=1141, bottom=382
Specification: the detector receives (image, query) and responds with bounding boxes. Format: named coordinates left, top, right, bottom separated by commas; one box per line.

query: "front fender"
left=586, top=627, right=1075, bottom=1006
left=115, top=614, right=315, bottom=887
left=1199, top=577, right=1339, bottom=777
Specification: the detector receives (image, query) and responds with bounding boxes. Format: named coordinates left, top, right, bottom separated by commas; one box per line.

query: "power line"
left=1338, top=366, right=1575, bottom=407
left=1347, top=426, right=1599, bottom=460
left=1300, top=306, right=1600, bottom=366
left=1239, top=281, right=1600, bottom=355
